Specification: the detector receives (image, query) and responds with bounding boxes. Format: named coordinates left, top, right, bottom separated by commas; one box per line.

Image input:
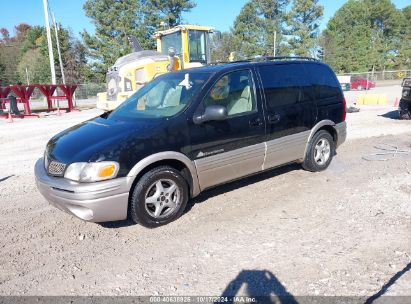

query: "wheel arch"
left=126, top=152, right=201, bottom=199
left=303, top=120, right=337, bottom=159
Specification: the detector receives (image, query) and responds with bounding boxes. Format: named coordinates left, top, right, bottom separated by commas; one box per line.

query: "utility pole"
left=52, top=13, right=66, bottom=84
left=25, top=67, right=30, bottom=85
left=42, top=0, right=56, bottom=84
left=273, top=30, right=277, bottom=57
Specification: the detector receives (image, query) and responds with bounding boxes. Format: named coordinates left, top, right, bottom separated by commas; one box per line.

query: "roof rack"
left=208, top=56, right=319, bottom=66
left=208, top=59, right=250, bottom=65
left=255, top=56, right=319, bottom=62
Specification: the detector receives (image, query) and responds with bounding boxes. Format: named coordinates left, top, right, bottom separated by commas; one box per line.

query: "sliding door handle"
left=267, top=114, right=281, bottom=124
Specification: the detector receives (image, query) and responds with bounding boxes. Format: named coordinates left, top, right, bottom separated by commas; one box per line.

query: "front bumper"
left=34, top=158, right=131, bottom=222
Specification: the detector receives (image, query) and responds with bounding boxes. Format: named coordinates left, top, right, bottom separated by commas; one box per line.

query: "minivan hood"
left=46, top=116, right=159, bottom=164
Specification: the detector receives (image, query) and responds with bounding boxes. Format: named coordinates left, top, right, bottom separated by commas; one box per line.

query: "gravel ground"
left=0, top=85, right=410, bottom=298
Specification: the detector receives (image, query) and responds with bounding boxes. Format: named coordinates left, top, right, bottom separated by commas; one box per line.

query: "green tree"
left=394, top=5, right=410, bottom=69
left=82, top=0, right=141, bottom=79
left=366, top=0, right=404, bottom=71
left=17, top=48, right=50, bottom=84
left=232, top=0, right=289, bottom=58
left=321, top=0, right=371, bottom=72
left=19, top=24, right=87, bottom=84
left=0, top=22, right=89, bottom=85
left=40, top=24, right=72, bottom=83
left=210, top=31, right=239, bottom=62
left=322, top=0, right=407, bottom=73
left=287, top=0, right=323, bottom=57
left=232, top=2, right=265, bottom=57
left=21, top=26, right=44, bottom=52
left=0, top=24, right=31, bottom=84
left=255, top=0, right=290, bottom=56
left=147, top=0, right=196, bottom=27
left=0, top=52, right=5, bottom=84
left=64, top=40, right=87, bottom=84
left=82, top=0, right=196, bottom=81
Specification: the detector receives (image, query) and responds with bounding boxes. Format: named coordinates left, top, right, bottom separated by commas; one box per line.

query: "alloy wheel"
left=314, top=138, right=331, bottom=166
left=144, top=179, right=181, bottom=219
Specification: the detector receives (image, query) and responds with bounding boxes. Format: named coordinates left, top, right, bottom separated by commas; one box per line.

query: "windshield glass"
left=161, top=31, right=182, bottom=55
left=108, top=72, right=211, bottom=120
left=189, top=30, right=207, bottom=63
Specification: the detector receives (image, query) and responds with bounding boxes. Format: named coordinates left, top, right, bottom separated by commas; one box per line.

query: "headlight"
left=64, top=161, right=119, bottom=182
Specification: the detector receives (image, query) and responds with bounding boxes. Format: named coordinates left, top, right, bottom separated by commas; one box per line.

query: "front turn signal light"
left=98, top=164, right=117, bottom=178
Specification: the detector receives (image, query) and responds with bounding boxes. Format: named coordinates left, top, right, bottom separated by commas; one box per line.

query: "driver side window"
left=203, top=70, right=256, bottom=116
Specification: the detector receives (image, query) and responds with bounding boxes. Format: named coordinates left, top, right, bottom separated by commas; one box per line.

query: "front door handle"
left=249, top=117, right=263, bottom=127
left=267, top=114, right=281, bottom=124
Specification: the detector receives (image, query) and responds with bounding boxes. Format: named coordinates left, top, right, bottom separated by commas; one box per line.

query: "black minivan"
left=35, top=57, right=347, bottom=227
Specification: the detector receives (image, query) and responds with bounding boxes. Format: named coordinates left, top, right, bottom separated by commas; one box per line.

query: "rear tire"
left=129, top=166, right=189, bottom=228
left=302, top=130, right=335, bottom=172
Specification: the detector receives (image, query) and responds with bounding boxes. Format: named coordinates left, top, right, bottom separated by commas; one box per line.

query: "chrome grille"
left=47, top=159, right=66, bottom=176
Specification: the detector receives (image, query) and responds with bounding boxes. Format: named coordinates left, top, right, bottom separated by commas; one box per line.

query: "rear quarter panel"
left=305, top=62, right=344, bottom=125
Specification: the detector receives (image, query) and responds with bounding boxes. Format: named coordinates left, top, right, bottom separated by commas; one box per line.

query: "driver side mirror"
left=193, top=105, right=228, bottom=124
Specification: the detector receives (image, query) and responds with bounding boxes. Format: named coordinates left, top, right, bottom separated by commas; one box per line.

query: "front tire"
left=129, top=166, right=189, bottom=228
left=303, top=130, right=335, bottom=172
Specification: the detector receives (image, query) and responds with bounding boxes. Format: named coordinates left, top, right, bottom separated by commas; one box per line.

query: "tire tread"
left=129, top=165, right=188, bottom=228
left=302, top=130, right=335, bottom=172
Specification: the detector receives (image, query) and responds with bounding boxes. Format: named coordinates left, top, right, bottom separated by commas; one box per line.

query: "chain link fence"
left=72, top=83, right=106, bottom=108
left=74, top=83, right=107, bottom=100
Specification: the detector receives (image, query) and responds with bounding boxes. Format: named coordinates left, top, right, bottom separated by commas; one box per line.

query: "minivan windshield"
left=108, top=72, right=211, bottom=120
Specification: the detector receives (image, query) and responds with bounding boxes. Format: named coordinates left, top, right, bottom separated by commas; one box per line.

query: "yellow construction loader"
left=97, top=25, right=214, bottom=111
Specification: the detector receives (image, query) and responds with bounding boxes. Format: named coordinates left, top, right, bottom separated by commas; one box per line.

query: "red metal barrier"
left=10, top=85, right=36, bottom=115
left=58, top=85, right=77, bottom=112
left=0, top=86, right=11, bottom=99
left=0, top=86, right=11, bottom=110
left=37, top=85, right=57, bottom=110
left=0, top=84, right=78, bottom=119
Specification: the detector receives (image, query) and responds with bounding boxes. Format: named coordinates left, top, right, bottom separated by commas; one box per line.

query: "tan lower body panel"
left=194, top=143, right=265, bottom=191
left=195, top=131, right=310, bottom=191
left=263, top=131, right=310, bottom=170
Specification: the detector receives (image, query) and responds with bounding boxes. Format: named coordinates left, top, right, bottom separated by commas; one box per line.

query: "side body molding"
left=127, top=151, right=201, bottom=197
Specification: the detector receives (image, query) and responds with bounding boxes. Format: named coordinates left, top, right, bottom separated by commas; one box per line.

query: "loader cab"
left=155, top=25, right=213, bottom=69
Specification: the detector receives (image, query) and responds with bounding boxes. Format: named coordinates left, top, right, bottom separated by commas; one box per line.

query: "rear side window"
left=258, top=63, right=313, bottom=110
left=308, top=63, right=341, bottom=99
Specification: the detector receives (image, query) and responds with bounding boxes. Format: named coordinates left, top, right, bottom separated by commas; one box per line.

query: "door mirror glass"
left=193, top=105, right=228, bottom=124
